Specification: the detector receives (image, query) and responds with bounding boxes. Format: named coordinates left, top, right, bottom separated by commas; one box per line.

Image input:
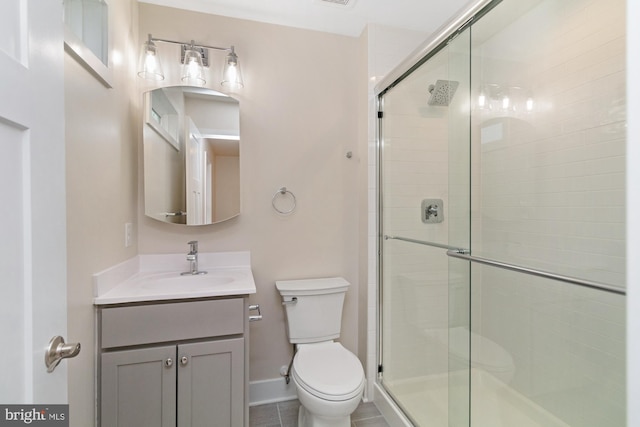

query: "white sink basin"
left=139, top=272, right=235, bottom=291
left=94, top=256, right=256, bottom=305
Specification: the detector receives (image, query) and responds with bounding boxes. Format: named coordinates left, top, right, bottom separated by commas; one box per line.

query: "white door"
left=0, top=0, right=69, bottom=403
left=186, top=118, right=205, bottom=225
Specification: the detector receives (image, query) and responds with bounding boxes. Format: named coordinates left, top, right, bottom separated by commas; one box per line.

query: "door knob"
left=45, top=336, right=81, bottom=373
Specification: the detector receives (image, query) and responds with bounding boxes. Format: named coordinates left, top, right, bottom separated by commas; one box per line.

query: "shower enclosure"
left=376, top=0, right=626, bottom=426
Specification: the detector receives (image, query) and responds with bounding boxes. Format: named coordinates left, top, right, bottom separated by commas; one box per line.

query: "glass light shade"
left=137, top=41, right=164, bottom=81
left=181, top=49, right=206, bottom=86
left=221, top=50, right=244, bottom=90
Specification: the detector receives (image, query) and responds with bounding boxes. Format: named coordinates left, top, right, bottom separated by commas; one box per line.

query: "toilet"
left=276, top=277, right=365, bottom=427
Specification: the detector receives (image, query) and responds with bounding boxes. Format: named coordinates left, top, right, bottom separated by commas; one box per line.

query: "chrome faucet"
left=181, top=240, right=207, bottom=276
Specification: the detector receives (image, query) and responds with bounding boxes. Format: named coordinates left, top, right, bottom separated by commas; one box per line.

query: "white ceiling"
left=138, top=0, right=471, bottom=37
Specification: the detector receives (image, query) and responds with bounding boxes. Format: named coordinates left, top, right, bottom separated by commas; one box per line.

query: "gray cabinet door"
left=101, top=345, right=177, bottom=427
left=177, top=338, right=245, bottom=427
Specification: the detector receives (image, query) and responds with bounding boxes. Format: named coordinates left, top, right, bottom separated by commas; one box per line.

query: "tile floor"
left=249, top=400, right=390, bottom=427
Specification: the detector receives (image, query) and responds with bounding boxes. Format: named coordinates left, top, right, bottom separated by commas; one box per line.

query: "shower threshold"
left=376, top=369, right=571, bottom=427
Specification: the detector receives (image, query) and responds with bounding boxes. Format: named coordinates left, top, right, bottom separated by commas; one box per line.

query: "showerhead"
left=428, top=79, right=459, bottom=106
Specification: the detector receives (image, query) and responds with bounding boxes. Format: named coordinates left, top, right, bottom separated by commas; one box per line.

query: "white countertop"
left=93, top=251, right=256, bottom=305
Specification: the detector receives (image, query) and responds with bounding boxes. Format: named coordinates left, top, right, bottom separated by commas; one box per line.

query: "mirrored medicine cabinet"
left=142, top=86, right=240, bottom=226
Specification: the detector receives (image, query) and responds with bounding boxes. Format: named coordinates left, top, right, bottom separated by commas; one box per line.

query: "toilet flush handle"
left=282, top=297, right=298, bottom=305
left=249, top=304, right=263, bottom=322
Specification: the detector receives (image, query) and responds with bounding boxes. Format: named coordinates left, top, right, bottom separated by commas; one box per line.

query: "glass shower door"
left=466, top=0, right=626, bottom=425
left=379, top=28, right=471, bottom=426
left=379, top=0, right=626, bottom=425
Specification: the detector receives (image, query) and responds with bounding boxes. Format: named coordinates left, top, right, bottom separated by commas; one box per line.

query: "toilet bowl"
left=292, top=342, right=365, bottom=427
left=276, top=277, right=365, bottom=427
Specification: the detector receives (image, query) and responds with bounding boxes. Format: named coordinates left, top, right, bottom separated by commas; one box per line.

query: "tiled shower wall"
left=472, top=0, right=626, bottom=284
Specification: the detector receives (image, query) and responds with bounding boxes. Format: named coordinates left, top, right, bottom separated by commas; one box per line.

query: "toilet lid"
left=293, top=342, right=364, bottom=401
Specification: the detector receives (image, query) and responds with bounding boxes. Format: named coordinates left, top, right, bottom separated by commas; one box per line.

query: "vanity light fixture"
left=137, top=35, right=164, bottom=81
left=181, top=41, right=206, bottom=86
left=137, top=34, right=244, bottom=88
left=221, top=47, right=244, bottom=90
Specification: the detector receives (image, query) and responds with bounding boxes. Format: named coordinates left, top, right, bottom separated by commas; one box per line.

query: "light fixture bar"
left=181, top=45, right=209, bottom=67
left=148, top=35, right=232, bottom=53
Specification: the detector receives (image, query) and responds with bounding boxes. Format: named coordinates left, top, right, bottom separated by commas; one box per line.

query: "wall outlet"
left=124, top=222, right=133, bottom=247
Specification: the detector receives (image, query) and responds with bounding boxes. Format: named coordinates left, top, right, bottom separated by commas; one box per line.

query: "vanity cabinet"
left=98, top=297, right=249, bottom=427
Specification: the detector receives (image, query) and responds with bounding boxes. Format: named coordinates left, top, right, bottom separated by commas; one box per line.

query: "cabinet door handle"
left=165, top=358, right=173, bottom=368
left=180, top=356, right=189, bottom=366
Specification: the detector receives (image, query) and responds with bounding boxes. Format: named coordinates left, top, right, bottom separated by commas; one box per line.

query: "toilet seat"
left=292, top=342, right=364, bottom=402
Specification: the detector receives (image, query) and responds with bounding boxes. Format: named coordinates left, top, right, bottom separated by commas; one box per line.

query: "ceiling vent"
left=314, top=0, right=357, bottom=8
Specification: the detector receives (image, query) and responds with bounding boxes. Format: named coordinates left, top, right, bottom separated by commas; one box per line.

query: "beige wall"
left=65, top=0, right=139, bottom=426
left=137, top=4, right=362, bottom=381
left=64, top=3, right=389, bottom=422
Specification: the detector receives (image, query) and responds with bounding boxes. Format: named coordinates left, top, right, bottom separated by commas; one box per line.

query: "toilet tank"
left=276, top=277, right=349, bottom=344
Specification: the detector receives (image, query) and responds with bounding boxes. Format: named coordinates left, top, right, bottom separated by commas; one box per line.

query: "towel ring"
left=272, top=187, right=296, bottom=215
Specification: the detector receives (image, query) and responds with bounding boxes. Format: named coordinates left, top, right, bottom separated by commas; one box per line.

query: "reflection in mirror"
left=143, top=86, right=240, bottom=226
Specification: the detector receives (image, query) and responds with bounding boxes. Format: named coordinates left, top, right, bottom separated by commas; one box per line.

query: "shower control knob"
left=421, top=199, right=444, bottom=224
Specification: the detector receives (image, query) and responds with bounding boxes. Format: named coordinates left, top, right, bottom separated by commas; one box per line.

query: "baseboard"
left=250, top=377, right=372, bottom=407
left=249, top=377, right=298, bottom=406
